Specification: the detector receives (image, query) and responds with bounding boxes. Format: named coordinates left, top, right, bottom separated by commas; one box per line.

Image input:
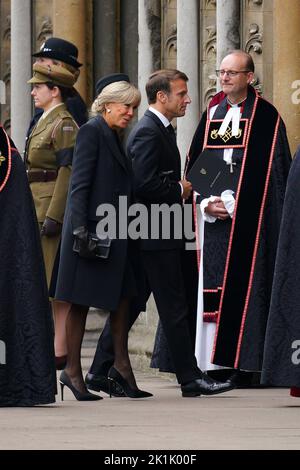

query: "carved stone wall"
left=145, top=0, right=161, bottom=71
left=33, top=0, right=53, bottom=52
left=241, top=0, right=273, bottom=101
left=0, top=1, right=54, bottom=131
left=31, top=0, right=53, bottom=116
left=0, top=0, right=11, bottom=131
left=0, top=1, right=278, bottom=137
left=200, top=0, right=217, bottom=111
left=161, top=0, right=177, bottom=69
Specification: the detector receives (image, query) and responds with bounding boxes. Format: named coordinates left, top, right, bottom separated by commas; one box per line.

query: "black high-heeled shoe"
left=108, top=366, right=153, bottom=399
left=59, top=371, right=102, bottom=401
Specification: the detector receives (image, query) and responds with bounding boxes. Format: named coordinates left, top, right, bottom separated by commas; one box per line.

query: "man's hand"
left=180, top=179, right=193, bottom=200
left=205, top=198, right=230, bottom=220
left=41, top=217, right=62, bottom=237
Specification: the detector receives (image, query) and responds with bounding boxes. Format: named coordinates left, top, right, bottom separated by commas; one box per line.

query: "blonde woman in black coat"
left=54, top=74, right=152, bottom=400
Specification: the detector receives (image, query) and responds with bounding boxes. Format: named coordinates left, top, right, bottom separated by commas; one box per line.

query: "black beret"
left=33, top=37, right=82, bottom=69
left=95, top=73, right=130, bottom=96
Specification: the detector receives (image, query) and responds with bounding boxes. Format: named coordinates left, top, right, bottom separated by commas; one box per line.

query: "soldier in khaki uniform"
left=26, top=63, right=78, bottom=368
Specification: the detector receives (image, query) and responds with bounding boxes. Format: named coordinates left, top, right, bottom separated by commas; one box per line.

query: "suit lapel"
left=97, top=115, right=129, bottom=173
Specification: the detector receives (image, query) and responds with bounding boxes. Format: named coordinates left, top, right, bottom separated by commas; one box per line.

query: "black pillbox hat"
left=95, top=73, right=130, bottom=96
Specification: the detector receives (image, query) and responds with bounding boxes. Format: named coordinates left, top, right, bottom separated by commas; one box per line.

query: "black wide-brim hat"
left=33, top=37, right=82, bottom=69
left=95, top=73, right=130, bottom=96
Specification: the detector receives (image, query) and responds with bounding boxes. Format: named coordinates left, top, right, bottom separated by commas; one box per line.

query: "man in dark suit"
left=87, top=69, right=234, bottom=397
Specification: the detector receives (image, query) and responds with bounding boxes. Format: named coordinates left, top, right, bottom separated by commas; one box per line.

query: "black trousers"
left=140, top=249, right=201, bottom=384
left=89, top=249, right=201, bottom=384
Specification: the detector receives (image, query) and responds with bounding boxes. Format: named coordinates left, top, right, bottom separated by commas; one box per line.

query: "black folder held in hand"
left=187, top=149, right=238, bottom=197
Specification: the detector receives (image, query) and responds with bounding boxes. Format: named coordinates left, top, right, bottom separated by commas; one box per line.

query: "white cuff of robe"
left=200, top=190, right=235, bottom=223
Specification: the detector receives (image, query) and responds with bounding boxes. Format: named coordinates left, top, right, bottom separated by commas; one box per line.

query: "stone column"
left=216, top=0, right=240, bottom=90
left=138, top=0, right=153, bottom=117
left=273, top=0, right=300, bottom=154
left=120, top=0, right=139, bottom=137
left=10, top=0, right=31, bottom=154
left=176, top=0, right=199, bottom=166
left=121, top=0, right=138, bottom=84
left=93, top=0, right=118, bottom=85
left=53, top=0, right=87, bottom=101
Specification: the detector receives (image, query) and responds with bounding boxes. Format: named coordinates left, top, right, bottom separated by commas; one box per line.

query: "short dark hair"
left=225, top=50, right=255, bottom=73
left=146, top=69, right=189, bottom=104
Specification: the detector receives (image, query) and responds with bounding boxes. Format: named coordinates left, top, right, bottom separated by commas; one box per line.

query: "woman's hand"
left=41, top=217, right=62, bottom=237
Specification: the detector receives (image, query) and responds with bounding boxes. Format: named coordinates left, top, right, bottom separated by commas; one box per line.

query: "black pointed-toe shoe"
left=60, top=371, right=102, bottom=401
left=85, top=372, right=125, bottom=397
left=181, top=373, right=235, bottom=397
left=107, top=367, right=153, bottom=399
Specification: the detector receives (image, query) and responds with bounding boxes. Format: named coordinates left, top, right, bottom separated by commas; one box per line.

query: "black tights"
left=65, top=298, right=136, bottom=393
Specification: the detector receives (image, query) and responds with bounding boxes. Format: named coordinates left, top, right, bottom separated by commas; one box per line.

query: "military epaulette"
left=58, top=109, right=73, bottom=119
left=0, top=126, right=12, bottom=193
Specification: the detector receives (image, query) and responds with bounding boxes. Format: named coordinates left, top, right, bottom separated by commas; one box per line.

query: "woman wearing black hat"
left=26, top=63, right=79, bottom=371
left=27, top=37, right=87, bottom=135
left=54, top=74, right=152, bottom=400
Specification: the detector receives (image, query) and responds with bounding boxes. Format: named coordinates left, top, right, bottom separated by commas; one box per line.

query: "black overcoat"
left=0, top=128, right=56, bottom=406
left=54, top=115, right=134, bottom=311
left=262, top=147, right=300, bottom=386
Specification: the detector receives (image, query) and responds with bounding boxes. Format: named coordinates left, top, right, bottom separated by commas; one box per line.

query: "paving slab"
left=1, top=373, right=300, bottom=450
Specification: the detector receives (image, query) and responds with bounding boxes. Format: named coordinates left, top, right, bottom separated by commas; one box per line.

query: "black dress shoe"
left=226, top=370, right=256, bottom=388
left=85, top=372, right=125, bottom=397
left=181, top=373, right=235, bottom=397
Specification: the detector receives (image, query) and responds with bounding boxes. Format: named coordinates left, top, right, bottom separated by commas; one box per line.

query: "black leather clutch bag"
left=73, top=233, right=111, bottom=260
left=187, top=149, right=238, bottom=197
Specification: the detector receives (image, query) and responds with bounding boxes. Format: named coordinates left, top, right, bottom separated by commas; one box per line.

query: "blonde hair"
left=91, top=81, right=141, bottom=115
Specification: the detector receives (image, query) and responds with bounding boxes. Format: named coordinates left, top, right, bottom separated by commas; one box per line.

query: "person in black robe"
left=261, top=146, right=300, bottom=396
left=151, top=51, right=291, bottom=384
left=0, top=125, right=56, bottom=406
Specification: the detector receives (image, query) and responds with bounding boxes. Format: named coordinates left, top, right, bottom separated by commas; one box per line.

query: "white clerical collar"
left=149, top=106, right=170, bottom=128
left=218, top=99, right=244, bottom=137
left=227, top=97, right=246, bottom=108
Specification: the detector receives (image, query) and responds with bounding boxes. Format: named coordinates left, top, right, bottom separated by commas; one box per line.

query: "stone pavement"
left=1, top=310, right=300, bottom=450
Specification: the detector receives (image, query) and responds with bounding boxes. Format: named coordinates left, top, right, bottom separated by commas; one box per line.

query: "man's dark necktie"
left=166, top=124, right=176, bottom=144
